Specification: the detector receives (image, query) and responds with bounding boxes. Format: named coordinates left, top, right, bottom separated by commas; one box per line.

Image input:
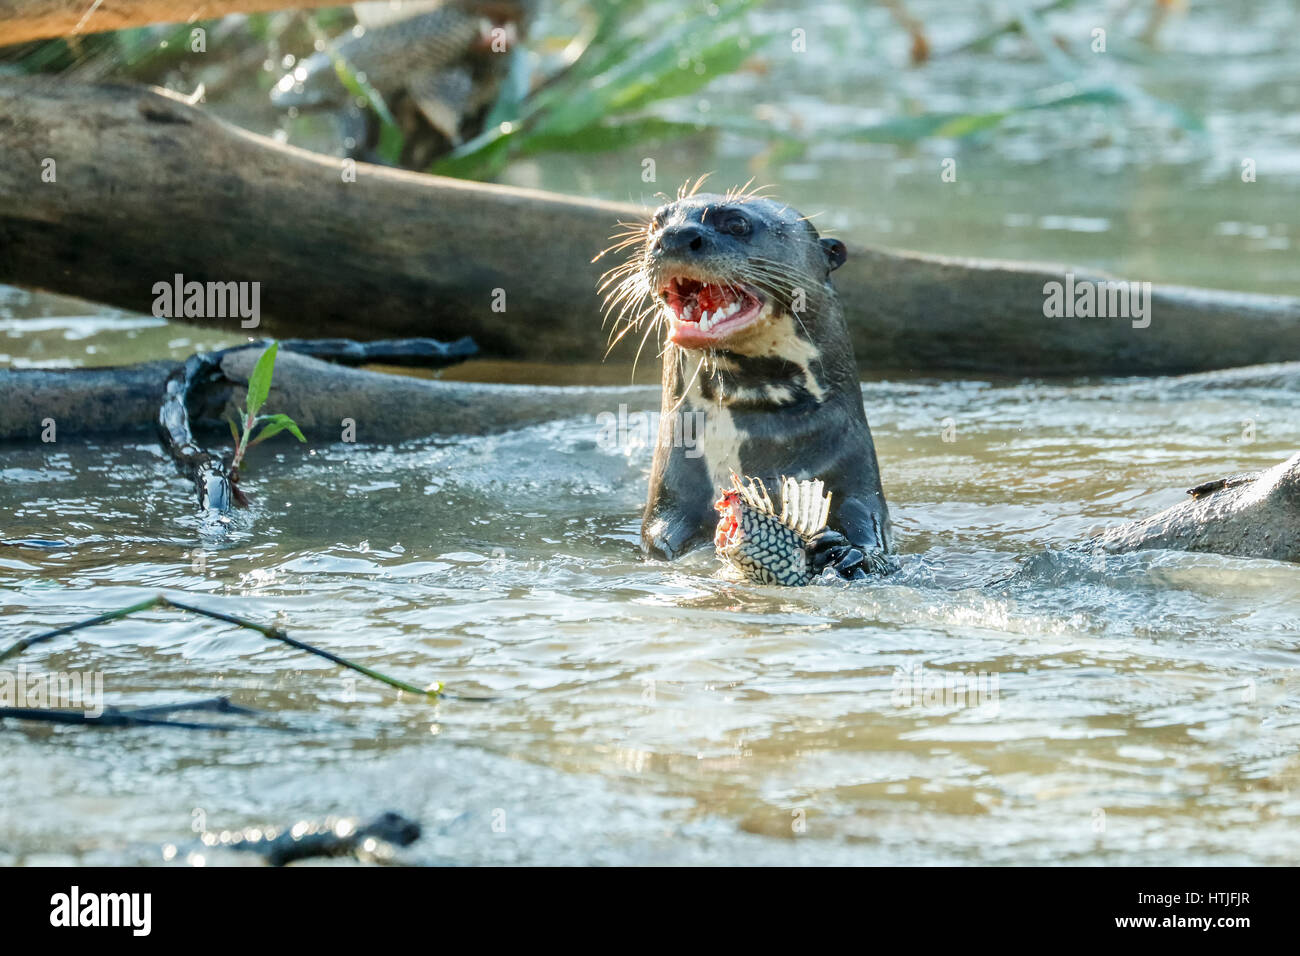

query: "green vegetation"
left=227, top=341, right=306, bottom=477
left=0, top=0, right=1203, bottom=178
left=434, top=0, right=775, bottom=178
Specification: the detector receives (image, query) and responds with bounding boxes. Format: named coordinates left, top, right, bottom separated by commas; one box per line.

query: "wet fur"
left=599, top=186, right=893, bottom=562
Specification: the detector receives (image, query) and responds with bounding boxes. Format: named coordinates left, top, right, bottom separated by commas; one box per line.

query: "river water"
left=2, top=0, right=1299, bottom=864
left=3, top=354, right=1298, bottom=864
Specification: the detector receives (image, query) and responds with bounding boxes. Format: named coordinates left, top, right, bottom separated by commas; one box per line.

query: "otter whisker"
left=599, top=288, right=644, bottom=329
left=665, top=351, right=708, bottom=417
left=679, top=173, right=712, bottom=200
left=605, top=304, right=658, bottom=358
left=598, top=269, right=645, bottom=304
left=593, top=219, right=652, bottom=263
left=630, top=311, right=664, bottom=382
left=596, top=265, right=641, bottom=295
left=724, top=178, right=777, bottom=203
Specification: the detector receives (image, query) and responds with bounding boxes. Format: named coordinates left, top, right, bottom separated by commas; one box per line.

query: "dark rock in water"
left=172, top=811, right=422, bottom=866
left=1094, top=451, right=1300, bottom=563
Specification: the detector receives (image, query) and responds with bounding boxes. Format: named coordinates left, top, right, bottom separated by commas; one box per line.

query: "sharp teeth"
left=723, top=299, right=740, bottom=318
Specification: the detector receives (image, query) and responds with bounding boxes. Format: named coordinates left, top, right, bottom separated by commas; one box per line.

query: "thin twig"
left=0, top=596, right=160, bottom=663
left=0, top=595, right=441, bottom=698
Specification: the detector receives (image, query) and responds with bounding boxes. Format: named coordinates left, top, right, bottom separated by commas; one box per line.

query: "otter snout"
left=653, top=223, right=709, bottom=258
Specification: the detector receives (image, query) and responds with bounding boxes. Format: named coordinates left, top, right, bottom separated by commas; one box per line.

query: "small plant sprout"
left=227, top=341, right=306, bottom=489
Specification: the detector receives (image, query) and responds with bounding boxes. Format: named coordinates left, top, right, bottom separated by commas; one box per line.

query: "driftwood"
left=0, top=349, right=656, bottom=441
left=0, top=0, right=343, bottom=45
left=4, top=78, right=1300, bottom=376
left=1095, top=451, right=1300, bottom=563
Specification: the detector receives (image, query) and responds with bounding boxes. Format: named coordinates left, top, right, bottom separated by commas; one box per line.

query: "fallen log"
left=0, top=0, right=342, bottom=46
left=1094, top=451, right=1300, bottom=563
left=0, top=349, right=657, bottom=441
left=3, top=79, right=1300, bottom=376
left=0, top=360, right=178, bottom=438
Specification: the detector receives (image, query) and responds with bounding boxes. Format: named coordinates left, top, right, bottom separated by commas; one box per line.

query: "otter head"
left=640, top=193, right=846, bottom=351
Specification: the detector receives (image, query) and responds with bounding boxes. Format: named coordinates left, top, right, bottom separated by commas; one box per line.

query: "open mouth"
left=660, top=276, right=765, bottom=347
left=714, top=492, right=743, bottom=549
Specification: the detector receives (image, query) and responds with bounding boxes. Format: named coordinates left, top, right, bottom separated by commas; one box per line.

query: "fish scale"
left=715, top=474, right=830, bottom=586
left=271, top=4, right=484, bottom=110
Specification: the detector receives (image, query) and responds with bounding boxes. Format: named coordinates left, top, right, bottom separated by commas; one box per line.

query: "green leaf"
left=329, top=44, right=405, bottom=164
left=481, top=43, right=534, bottom=131
left=431, top=125, right=519, bottom=178
left=245, top=341, right=279, bottom=419
left=427, top=0, right=778, bottom=177
left=932, top=110, right=1010, bottom=139
left=605, top=32, right=770, bottom=117
left=250, top=413, right=306, bottom=446
left=227, top=418, right=240, bottom=444
left=530, top=0, right=767, bottom=137
left=560, top=0, right=656, bottom=84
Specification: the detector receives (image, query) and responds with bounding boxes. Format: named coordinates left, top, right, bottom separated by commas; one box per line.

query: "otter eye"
left=720, top=212, right=751, bottom=237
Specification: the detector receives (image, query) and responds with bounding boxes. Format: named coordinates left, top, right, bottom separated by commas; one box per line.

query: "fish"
left=270, top=0, right=531, bottom=164
left=270, top=3, right=487, bottom=113
left=714, top=474, right=895, bottom=585
left=713, top=474, right=832, bottom=586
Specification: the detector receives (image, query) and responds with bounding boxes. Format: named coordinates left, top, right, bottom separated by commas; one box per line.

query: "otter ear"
left=820, top=237, right=847, bottom=273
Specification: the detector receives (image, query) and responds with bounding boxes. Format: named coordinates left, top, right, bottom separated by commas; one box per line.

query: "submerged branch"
left=0, top=595, right=442, bottom=697
left=0, top=696, right=287, bottom=731
left=155, top=338, right=477, bottom=514
left=180, top=810, right=422, bottom=866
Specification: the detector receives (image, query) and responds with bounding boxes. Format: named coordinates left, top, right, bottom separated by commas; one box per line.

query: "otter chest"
left=688, top=400, right=747, bottom=491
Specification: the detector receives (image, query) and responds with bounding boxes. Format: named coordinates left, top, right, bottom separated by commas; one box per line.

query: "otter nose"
left=654, top=223, right=708, bottom=257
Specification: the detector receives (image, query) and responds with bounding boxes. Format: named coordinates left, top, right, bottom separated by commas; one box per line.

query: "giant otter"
left=600, top=185, right=893, bottom=576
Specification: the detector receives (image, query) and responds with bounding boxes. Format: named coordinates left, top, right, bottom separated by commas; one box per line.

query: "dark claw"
left=832, top=547, right=865, bottom=574
left=808, top=530, right=895, bottom=580
left=807, top=529, right=851, bottom=575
